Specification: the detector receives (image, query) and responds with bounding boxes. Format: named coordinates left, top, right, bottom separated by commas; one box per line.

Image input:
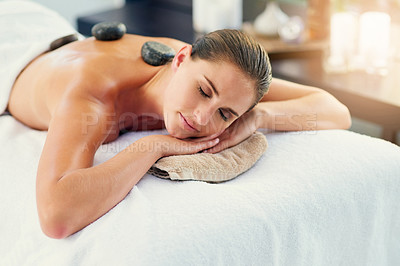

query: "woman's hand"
left=146, top=134, right=220, bottom=157
left=202, top=109, right=260, bottom=154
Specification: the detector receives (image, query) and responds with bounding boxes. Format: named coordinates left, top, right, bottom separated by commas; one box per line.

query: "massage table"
left=1, top=113, right=400, bottom=265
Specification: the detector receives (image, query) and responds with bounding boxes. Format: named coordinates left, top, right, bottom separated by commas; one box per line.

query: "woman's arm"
left=204, top=78, right=351, bottom=153
left=36, top=94, right=218, bottom=239
left=255, top=78, right=351, bottom=131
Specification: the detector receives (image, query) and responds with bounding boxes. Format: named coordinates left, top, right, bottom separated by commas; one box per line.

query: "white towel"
left=0, top=0, right=83, bottom=114
left=148, top=132, right=268, bottom=182
left=1, top=115, right=400, bottom=265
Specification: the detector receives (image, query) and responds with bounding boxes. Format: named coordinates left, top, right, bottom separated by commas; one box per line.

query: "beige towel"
left=148, top=132, right=268, bottom=183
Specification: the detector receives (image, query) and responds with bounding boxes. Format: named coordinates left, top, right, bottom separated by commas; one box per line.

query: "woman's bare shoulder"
left=122, top=34, right=188, bottom=52
left=9, top=33, right=177, bottom=129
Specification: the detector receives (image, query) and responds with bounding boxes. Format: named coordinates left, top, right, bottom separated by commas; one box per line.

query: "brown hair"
left=191, top=29, right=272, bottom=111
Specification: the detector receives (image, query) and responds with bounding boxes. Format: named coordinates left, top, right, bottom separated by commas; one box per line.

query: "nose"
left=193, top=105, right=214, bottom=126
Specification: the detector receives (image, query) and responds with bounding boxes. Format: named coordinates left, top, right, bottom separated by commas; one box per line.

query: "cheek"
left=165, top=81, right=196, bottom=110
left=199, top=117, right=228, bottom=136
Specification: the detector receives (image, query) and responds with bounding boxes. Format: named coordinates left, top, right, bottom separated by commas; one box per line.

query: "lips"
left=179, top=113, right=199, bottom=132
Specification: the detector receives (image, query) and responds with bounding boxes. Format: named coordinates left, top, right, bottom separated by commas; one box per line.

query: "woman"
left=8, top=25, right=350, bottom=238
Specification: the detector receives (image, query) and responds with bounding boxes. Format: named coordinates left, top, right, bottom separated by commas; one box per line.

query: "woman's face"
left=163, top=46, right=256, bottom=139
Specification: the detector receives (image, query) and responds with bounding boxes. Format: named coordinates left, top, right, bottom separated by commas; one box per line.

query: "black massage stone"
left=141, top=41, right=176, bottom=66
left=91, top=21, right=127, bottom=41
left=49, top=34, right=79, bottom=51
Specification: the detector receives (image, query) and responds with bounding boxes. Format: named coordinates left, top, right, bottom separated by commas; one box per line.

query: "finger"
left=203, top=140, right=230, bottom=154
left=191, top=130, right=225, bottom=142
left=187, top=138, right=219, bottom=153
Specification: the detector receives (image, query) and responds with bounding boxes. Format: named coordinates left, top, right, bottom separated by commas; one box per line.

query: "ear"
left=171, top=45, right=192, bottom=72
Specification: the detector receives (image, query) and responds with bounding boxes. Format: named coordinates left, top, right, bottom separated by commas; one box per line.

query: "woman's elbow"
left=323, top=104, right=351, bottom=130
left=316, top=100, right=352, bottom=130
left=38, top=208, right=71, bottom=239
left=40, top=220, right=70, bottom=239
left=321, top=91, right=352, bottom=130
left=336, top=103, right=352, bottom=129
left=37, top=197, right=74, bottom=239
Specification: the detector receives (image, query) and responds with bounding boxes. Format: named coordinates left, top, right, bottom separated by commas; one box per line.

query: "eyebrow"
left=204, top=75, right=239, bottom=117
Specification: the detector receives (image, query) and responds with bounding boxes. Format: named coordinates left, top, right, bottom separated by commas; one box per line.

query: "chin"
left=165, top=122, right=196, bottom=139
left=164, top=117, right=184, bottom=139
left=167, top=127, right=192, bottom=139
left=164, top=111, right=199, bottom=139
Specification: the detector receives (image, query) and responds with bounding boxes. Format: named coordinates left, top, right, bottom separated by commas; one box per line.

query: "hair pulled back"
left=191, top=29, right=272, bottom=110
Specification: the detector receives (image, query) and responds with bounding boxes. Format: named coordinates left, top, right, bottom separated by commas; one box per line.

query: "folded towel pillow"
left=148, top=132, right=268, bottom=183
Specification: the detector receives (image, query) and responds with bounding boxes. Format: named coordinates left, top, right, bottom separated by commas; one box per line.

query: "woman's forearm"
left=38, top=135, right=162, bottom=239
left=37, top=134, right=219, bottom=239
left=254, top=91, right=351, bottom=131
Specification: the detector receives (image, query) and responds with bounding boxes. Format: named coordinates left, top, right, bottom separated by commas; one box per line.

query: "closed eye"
left=198, top=86, right=210, bottom=98
left=218, top=109, right=230, bottom=122
left=198, top=85, right=231, bottom=121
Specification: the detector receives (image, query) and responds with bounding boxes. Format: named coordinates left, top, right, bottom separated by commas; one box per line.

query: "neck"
left=137, top=64, right=173, bottom=120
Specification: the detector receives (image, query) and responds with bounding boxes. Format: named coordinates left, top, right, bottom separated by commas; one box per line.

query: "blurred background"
left=16, top=0, right=308, bottom=29
left=5, top=0, right=400, bottom=144
left=20, top=0, right=125, bottom=28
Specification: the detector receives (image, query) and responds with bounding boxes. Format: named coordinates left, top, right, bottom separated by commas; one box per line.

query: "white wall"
left=13, top=0, right=126, bottom=29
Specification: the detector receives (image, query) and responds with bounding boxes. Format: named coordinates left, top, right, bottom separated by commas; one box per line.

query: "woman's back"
left=8, top=34, right=186, bottom=131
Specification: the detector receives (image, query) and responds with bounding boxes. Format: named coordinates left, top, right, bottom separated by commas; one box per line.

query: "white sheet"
left=1, top=114, right=400, bottom=265
left=0, top=0, right=82, bottom=114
